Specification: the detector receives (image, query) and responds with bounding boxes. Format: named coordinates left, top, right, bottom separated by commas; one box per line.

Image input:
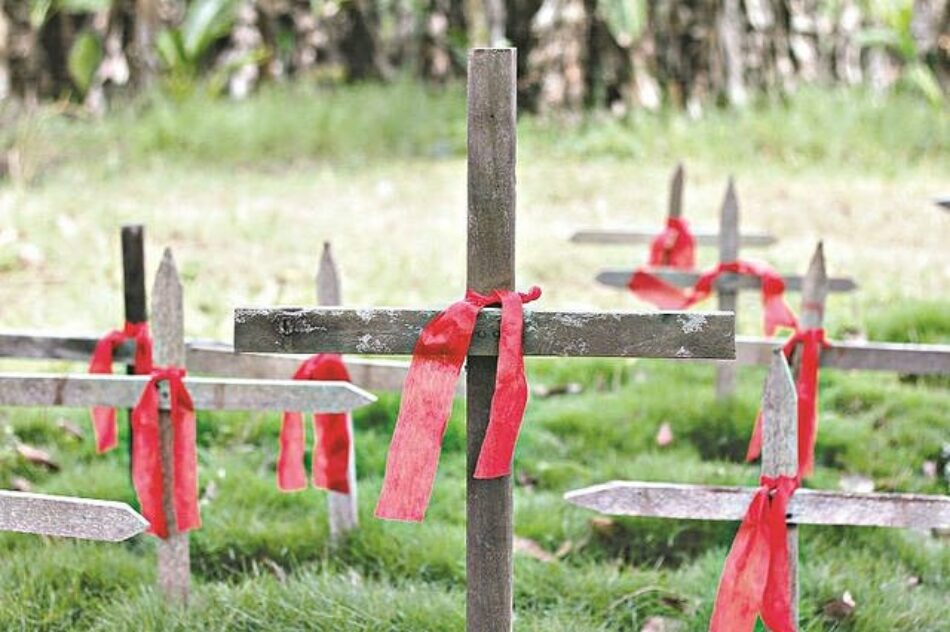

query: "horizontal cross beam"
left=0, top=373, right=375, bottom=412
left=571, top=229, right=777, bottom=247
left=564, top=481, right=950, bottom=529
left=596, top=269, right=857, bottom=293
left=736, top=336, right=950, bottom=375
left=233, top=308, right=736, bottom=359
left=0, top=332, right=420, bottom=393
left=0, top=490, right=148, bottom=541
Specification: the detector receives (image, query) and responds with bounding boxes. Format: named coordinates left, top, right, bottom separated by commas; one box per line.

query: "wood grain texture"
left=233, top=308, right=735, bottom=360
left=563, top=481, right=950, bottom=529
left=151, top=248, right=190, bottom=604
left=315, top=241, right=358, bottom=540
left=668, top=163, right=685, bottom=219
left=467, top=47, right=516, bottom=632
left=798, top=243, right=828, bottom=331
left=715, top=179, right=740, bottom=399
left=596, top=268, right=857, bottom=292
left=0, top=373, right=376, bottom=411
left=0, top=490, right=148, bottom=541
left=569, top=230, right=777, bottom=247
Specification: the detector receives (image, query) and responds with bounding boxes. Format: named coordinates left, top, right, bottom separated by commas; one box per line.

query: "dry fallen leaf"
left=17, top=444, right=60, bottom=471
left=554, top=540, right=573, bottom=558
left=57, top=418, right=84, bottom=440
left=10, top=476, right=33, bottom=492
left=514, top=536, right=556, bottom=563
left=656, top=422, right=674, bottom=447
left=822, top=591, right=856, bottom=620
left=838, top=474, right=874, bottom=493
left=590, top=516, right=617, bottom=538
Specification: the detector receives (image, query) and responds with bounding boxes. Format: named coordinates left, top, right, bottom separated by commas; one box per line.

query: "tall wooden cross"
left=570, top=163, right=778, bottom=248
left=0, top=248, right=376, bottom=604
left=565, top=351, right=950, bottom=628
left=233, top=48, right=735, bottom=631
left=0, top=490, right=147, bottom=541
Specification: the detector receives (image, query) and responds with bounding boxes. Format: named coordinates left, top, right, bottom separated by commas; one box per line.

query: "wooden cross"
left=0, top=248, right=376, bottom=604
left=0, top=490, right=147, bottom=541
left=0, top=231, right=415, bottom=392
left=233, top=48, right=735, bottom=631
left=735, top=243, right=950, bottom=375
left=570, top=164, right=778, bottom=248
left=565, top=351, right=950, bottom=628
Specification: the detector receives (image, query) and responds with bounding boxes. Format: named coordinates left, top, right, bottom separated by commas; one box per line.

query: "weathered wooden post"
left=121, top=225, right=147, bottom=472
left=151, top=249, right=190, bottom=603
left=234, top=47, right=735, bottom=630
left=715, top=180, right=740, bottom=399
left=317, top=242, right=359, bottom=539
left=668, top=163, right=685, bottom=220
left=466, top=48, right=517, bottom=629
left=0, top=490, right=147, bottom=541
left=761, top=350, right=799, bottom=622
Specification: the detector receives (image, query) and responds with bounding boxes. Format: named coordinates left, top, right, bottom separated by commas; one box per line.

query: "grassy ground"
left=0, top=83, right=948, bottom=630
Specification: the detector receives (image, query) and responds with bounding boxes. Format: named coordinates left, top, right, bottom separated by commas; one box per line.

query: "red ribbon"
left=709, top=475, right=799, bottom=632
left=88, top=321, right=153, bottom=453
left=374, top=286, right=541, bottom=522
left=746, top=328, right=830, bottom=477
left=629, top=260, right=798, bottom=336
left=648, top=217, right=696, bottom=269
left=131, top=367, right=200, bottom=538
left=278, top=353, right=353, bottom=494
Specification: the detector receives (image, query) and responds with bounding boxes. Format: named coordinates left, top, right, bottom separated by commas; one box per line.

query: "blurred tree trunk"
left=0, top=0, right=9, bottom=100
left=2, top=0, right=43, bottom=103
left=133, top=0, right=161, bottom=87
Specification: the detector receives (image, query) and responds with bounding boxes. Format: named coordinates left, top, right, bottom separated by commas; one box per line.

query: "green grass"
left=0, top=81, right=948, bottom=630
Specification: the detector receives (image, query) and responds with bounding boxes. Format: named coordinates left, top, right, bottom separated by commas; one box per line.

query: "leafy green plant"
left=858, top=0, right=944, bottom=104
left=67, top=30, right=103, bottom=95
left=157, top=0, right=240, bottom=78
left=597, top=0, right=648, bottom=48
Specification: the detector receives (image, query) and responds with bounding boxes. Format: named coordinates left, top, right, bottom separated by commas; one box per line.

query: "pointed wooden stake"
left=315, top=241, right=358, bottom=540
left=152, top=248, right=190, bottom=604
left=668, top=163, right=685, bottom=219
left=799, top=242, right=828, bottom=331
left=761, top=349, right=799, bottom=627
left=715, top=178, right=740, bottom=399
left=0, top=490, right=148, bottom=541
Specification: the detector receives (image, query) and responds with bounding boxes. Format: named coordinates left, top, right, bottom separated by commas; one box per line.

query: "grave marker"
left=0, top=248, right=376, bottom=604
left=570, top=164, right=778, bottom=247
left=565, top=352, right=950, bottom=629
left=234, top=48, right=735, bottom=631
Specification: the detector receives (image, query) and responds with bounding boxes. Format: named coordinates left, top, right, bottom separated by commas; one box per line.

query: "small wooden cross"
left=565, top=351, right=950, bottom=628
left=0, top=248, right=376, bottom=604
left=234, top=48, right=735, bottom=631
left=735, top=243, right=950, bottom=374
left=570, top=164, right=778, bottom=247
left=0, top=490, right=147, bottom=541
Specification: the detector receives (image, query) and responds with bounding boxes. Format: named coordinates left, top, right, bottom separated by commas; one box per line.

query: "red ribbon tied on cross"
left=709, top=475, right=799, bottom=632
left=375, top=286, right=542, bottom=522
left=88, top=321, right=154, bottom=453
left=278, top=353, right=353, bottom=494
left=746, top=328, right=830, bottom=477
left=629, top=259, right=798, bottom=336
left=649, top=217, right=696, bottom=269
left=131, top=367, right=200, bottom=538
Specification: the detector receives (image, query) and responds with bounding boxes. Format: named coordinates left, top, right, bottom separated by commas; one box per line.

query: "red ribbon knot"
left=88, top=321, right=154, bottom=452
left=374, top=286, right=541, bottom=522
left=649, top=217, right=696, bottom=269
left=278, top=353, right=353, bottom=494
left=629, top=259, right=798, bottom=336
left=746, top=328, right=830, bottom=477
left=709, top=474, right=800, bottom=632
left=131, top=366, right=200, bottom=538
